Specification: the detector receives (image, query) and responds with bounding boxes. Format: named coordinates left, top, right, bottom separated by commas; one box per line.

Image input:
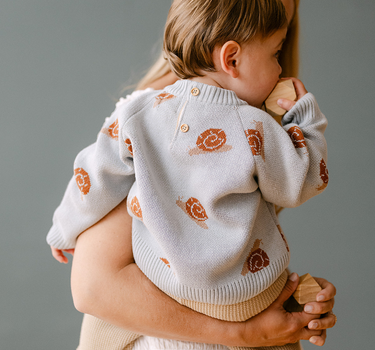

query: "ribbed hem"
left=167, top=270, right=287, bottom=321
left=230, top=342, right=301, bottom=350
left=133, top=229, right=290, bottom=305
left=165, top=80, right=248, bottom=106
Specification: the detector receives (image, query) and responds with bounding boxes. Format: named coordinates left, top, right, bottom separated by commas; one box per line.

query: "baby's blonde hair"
left=163, top=0, right=288, bottom=79
left=137, top=0, right=300, bottom=90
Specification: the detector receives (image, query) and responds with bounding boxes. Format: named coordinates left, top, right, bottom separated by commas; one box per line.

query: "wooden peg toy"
left=264, top=79, right=297, bottom=125
left=293, top=273, right=322, bottom=305
left=284, top=273, right=322, bottom=312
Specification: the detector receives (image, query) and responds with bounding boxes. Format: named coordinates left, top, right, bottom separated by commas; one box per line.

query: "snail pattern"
left=188, top=128, right=232, bottom=156
left=277, top=225, right=290, bottom=252
left=124, top=138, right=133, bottom=156
left=317, top=159, right=329, bottom=191
left=287, top=126, right=306, bottom=149
left=245, top=129, right=263, bottom=156
left=129, top=196, right=143, bottom=220
left=160, top=258, right=171, bottom=268
left=245, top=121, right=265, bottom=161
left=176, top=197, right=209, bottom=229
left=153, top=92, right=176, bottom=108
left=101, top=119, right=119, bottom=140
left=241, top=239, right=270, bottom=276
left=74, top=168, right=91, bottom=197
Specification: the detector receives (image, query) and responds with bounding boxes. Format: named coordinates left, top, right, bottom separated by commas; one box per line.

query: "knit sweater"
left=47, top=80, right=328, bottom=305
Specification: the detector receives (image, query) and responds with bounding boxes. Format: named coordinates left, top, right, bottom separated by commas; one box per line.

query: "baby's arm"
left=46, top=91, right=152, bottom=254
left=242, top=78, right=329, bottom=208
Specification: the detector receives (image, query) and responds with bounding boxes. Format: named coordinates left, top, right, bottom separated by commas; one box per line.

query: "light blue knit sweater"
left=47, top=80, right=328, bottom=305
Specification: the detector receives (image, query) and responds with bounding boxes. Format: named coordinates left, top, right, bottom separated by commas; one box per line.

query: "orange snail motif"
left=125, top=138, right=133, bottom=156
left=108, top=119, right=119, bottom=140
left=277, top=225, right=290, bottom=252
left=196, top=129, right=227, bottom=152
left=153, top=92, right=176, bottom=108
left=317, top=159, right=329, bottom=191
left=129, top=196, right=142, bottom=219
left=101, top=119, right=119, bottom=140
left=186, top=197, right=208, bottom=222
left=160, top=258, right=171, bottom=268
left=74, top=168, right=91, bottom=196
left=287, top=126, right=306, bottom=149
left=241, top=239, right=270, bottom=275
left=245, top=129, right=263, bottom=156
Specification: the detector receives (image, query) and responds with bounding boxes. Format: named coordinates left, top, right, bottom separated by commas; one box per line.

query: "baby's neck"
left=189, top=75, right=225, bottom=89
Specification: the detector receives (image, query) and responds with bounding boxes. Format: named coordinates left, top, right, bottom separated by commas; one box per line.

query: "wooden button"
left=180, top=124, right=189, bottom=133
left=191, top=87, right=200, bottom=96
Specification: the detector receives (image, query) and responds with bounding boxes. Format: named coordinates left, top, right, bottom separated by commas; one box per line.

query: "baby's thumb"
left=275, top=273, right=299, bottom=305
left=277, top=98, right=295, bottom=112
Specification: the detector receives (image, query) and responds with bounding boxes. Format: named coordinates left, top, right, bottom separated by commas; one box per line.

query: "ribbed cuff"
left=46, top=225, right=75, bottom=249
left=282, top=92, right=319, bottom=126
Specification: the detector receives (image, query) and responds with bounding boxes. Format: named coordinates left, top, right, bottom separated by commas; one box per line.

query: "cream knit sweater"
left=47, top=80, right=328, bottom=305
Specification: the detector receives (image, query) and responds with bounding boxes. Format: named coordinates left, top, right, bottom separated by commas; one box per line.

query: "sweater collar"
left=165, top=80, right=248, bottom=106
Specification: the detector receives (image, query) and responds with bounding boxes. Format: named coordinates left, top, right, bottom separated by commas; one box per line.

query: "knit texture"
left=166, top=270, right=288, bottom=321
left=47, top=80, right=328, bottom=305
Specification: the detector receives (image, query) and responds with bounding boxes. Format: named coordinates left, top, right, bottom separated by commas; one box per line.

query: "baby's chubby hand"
left=277, top=78, right=308, bottom=112
left=51, top=246, right=75, bottom=264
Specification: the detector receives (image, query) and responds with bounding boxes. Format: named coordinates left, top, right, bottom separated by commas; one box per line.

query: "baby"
left=48, top=1, right=328, bottom=350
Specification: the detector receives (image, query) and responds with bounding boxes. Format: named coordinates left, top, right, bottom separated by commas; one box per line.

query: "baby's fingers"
left=51, top=246, right=69, bottom=264
left=64, top=249, right=75, bottom=256
left=289, top=78, right=308, bottom=100
left=277, top=98, right=295, bottom=112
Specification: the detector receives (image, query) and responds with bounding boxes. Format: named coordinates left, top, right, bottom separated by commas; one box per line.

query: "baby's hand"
left=277, top=78, right=307, bottom=112
left=51, top=246, right=75, bottom=264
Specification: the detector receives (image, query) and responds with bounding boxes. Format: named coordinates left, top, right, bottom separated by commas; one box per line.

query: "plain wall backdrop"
left=0, top=1, right=374, bottom=349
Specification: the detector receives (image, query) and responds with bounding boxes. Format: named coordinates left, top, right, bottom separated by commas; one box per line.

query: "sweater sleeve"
left=241, top=93, right=328, bottom=208
left=46, top=99, right=141, bottom=250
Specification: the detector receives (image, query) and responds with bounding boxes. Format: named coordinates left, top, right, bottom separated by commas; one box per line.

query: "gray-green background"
left=1, top=0, right=374, bottom=349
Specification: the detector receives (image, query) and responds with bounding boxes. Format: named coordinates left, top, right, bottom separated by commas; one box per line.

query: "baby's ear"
left=219, top=41, right=241, bottom=78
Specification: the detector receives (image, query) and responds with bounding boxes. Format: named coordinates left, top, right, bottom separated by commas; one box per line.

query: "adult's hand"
left=304, top=277, right=337, bottom=346
left=236, top=273, right=324, bottom=347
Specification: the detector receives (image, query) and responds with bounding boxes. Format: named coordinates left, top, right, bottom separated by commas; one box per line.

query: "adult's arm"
left=71, top=199, right=336, bottom=347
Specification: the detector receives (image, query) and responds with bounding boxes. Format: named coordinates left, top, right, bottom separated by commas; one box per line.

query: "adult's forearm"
left=70, top=203, right=244, bottom=347
left=75, top=262, right=241, bottom=346
left=70, top=201, right=334, bottom=347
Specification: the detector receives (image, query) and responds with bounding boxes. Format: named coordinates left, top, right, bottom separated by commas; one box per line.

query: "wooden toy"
left=293, top=273, right=322, bottom=305
left=284, top=273, right=322, bottom=312
left=264, top=79, right=297, bottom=125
